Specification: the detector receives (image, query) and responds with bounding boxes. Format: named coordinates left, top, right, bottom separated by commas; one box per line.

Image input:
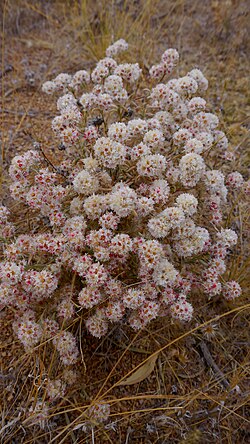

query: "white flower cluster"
left=1, top=40, right=245, bottom=405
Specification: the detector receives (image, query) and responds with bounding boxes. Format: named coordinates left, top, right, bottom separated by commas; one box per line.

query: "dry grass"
left=1, top=0, right=250, bottom=443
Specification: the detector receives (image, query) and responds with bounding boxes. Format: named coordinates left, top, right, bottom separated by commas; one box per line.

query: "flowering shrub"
left=0, top=39, right=245, bottom=404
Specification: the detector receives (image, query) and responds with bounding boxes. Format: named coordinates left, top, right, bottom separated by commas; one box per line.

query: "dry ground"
left=0, top=1, right=250, bottom=443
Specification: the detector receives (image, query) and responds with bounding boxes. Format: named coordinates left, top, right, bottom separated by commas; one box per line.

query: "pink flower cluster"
left=1, top=40, right=246, bottom=397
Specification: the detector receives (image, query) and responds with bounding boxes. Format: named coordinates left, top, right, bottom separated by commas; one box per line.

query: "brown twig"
left=199, top=340, right=230, bottom=389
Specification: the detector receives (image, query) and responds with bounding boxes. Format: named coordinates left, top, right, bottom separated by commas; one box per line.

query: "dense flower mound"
left=0, top=39, right=245, bottom=387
